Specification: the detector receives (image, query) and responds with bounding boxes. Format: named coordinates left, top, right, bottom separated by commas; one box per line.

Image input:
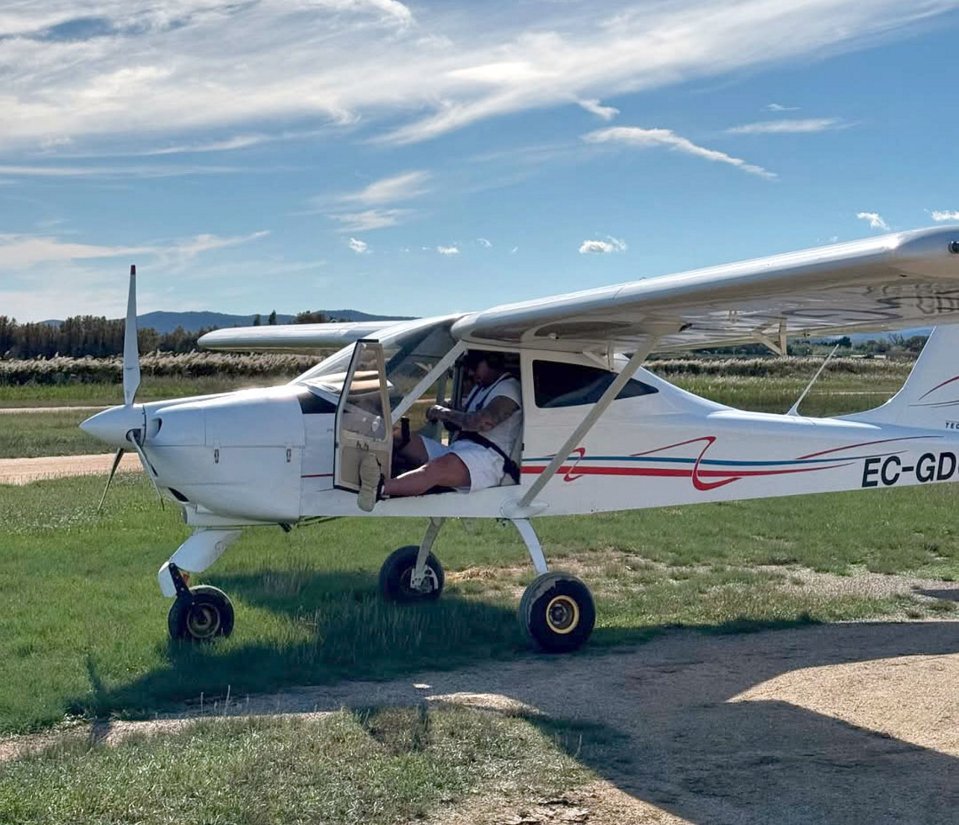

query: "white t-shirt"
left=461, top=374, right=523, bottom=457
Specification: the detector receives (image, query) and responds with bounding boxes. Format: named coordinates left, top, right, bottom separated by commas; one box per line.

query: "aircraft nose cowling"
left=142, top=387, right=308, bottom=523
left=80, top=405, right=146, bottom=449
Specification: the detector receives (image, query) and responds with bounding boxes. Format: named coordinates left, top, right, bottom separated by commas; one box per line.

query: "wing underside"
left=453, top=227, right=959, bottom=353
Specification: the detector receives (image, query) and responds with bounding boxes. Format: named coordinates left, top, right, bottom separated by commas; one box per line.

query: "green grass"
left=0, top=377, right=281, bottom=458
left=0, top=708, right=590, bottom=825
left=668, top=370, right=908, bottom=416
left=0, top=376, right=270, bottom=407
left=0, top=410, right=103, bottom=458
left=1, top=474, right=956, bottom=735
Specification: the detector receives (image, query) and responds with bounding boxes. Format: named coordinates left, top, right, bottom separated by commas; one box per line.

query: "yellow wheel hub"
left=545, top=595, right=580, bottom=635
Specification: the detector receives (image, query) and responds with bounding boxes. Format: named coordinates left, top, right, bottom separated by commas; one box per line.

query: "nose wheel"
left=519, top=572, right=595, bottom=653
left=168, top=584, right=235, bottom=642
left=379, top=544, right=445, bottom=602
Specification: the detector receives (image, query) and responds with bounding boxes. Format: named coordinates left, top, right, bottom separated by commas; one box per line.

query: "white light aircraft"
left=81, top=226, right=959, bottom=651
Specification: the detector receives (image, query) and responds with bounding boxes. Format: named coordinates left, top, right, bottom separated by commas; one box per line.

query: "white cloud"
left=436, top=245, right=459, bottom=255
left=476, top=237, right=492, bottom=248
left=931, top=210, right=959, bottom=222
left=578, top=98, right=619, bottom=121
left=0, top=235, right=149, bottom=268
left=133, top=135, right=271, bottom=155
left=0, top=230, right=268, bottom=268
left=584, top=126, right=776, bottom=180
left=510, top=246, right=519, bottom=255
left=727, top=118, right=842, bottom=135
left=765, top=103, right=800, bottom=112
left=165, top=231, right=270, bottom=259
left=0, top=1, right=952, bottom=150
left=327, top=208, right=414, bottom=232
left=337, top=170, right=431, bottom=206
left=579, top=236, right=627, bottom=255
left=322, top=171, right=429, bottom=231
left=348, top=237, right=369, bottom=254
left=856, top=212, right=890, bottom=231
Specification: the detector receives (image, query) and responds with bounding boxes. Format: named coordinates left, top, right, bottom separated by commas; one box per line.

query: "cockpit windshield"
left=293, top=317, right=458, bottom=405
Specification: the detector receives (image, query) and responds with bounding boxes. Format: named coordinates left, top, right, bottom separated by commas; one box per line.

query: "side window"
left=533, top=360, right=658, bottom=409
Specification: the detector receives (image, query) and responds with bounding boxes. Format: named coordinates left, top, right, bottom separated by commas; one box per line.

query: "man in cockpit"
left=358, top=350, right=522, bottom=510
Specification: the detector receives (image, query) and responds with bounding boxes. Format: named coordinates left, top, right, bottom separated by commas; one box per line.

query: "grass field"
left=0, top=709, right=592, bottom=825
left=0, top=410, right=103, bottom=458
left=1, top=472, right=956, bottom=737
left=0, top=375, right=267, bottom=407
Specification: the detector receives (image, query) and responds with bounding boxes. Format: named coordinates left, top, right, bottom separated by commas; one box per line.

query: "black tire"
left=379, top=545, right=445, bottom=602
left=168, top=585, right=235, bottom=642
left=519, top=572, right=595, bottom=653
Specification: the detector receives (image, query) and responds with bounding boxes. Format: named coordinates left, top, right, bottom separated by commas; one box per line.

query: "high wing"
left=198, top=320, right=403, bottom=354
left=454, top=226, right=959, bottom=353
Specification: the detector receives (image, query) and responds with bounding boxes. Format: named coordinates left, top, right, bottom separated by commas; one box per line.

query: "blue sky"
left=2, top=0, right=959, bottom=321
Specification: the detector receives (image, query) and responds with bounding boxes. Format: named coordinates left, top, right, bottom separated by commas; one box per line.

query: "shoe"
left=357, top=451, right=383, bottom=512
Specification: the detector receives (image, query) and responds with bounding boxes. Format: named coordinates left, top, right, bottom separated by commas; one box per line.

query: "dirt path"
left=0, top=406, right=105, bottom=415
left=4, top=621, right=956, bottom=823
left=0, top=453, right=140, bottom=485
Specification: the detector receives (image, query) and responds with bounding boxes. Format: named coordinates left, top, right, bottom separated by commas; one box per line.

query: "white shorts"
left=421, top=436, right=505, bottom=492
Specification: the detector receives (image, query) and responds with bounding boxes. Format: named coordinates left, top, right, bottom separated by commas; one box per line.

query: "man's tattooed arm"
left=427, top=396, right=519, bottom=432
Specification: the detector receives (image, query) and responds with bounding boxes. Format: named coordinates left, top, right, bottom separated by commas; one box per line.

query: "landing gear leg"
left=158, top=529, right=242, bottom=642
left=512, top=518, right=595, bottom=652
left=379, top=517, right=446, bottom=602
left=166, top=562, right=235, bottom=642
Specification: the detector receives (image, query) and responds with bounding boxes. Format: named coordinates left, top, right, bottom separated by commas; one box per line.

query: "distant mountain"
left=42, top=309, right=414, bottom=335
left=138, top=311, right=295, bottom=334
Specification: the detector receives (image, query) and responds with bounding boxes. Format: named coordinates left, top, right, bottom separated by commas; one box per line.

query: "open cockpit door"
left=334, top=340, right=392, bottom=492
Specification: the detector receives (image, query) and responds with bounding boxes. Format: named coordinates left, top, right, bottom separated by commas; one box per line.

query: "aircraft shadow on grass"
left=75, top=573, right=958, bottom=825
left=76, top=565, right=824, bottom=722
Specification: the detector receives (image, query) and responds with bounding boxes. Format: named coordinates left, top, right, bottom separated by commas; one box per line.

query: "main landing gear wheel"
left=168, top=585, right=235, bottom=642
left=379, top=545, right=445, bottom=602
left=520, top=572, right=595, bottom=653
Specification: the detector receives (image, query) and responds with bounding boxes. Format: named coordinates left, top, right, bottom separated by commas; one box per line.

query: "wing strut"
left=752, top=319, right=788, bottom=356
left=511, top=337, right=660, bottom=514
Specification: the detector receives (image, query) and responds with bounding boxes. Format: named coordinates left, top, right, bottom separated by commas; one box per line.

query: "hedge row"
left=0, top=352, right=912, bottom=386
left=0, top=352, right=317, bottom=385
left=645, top=356, right=911, bottom=377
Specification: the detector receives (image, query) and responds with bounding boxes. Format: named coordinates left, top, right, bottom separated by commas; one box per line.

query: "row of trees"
left=0, top=310, right=332, bottom=359
left=0, top=316, right=213, bottom=359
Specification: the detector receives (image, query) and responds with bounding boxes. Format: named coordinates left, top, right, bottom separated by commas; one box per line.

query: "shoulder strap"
left=469, top=373, right=511, bottom=411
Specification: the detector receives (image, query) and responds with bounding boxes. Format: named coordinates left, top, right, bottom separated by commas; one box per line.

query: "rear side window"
left=533, top=360, right=658, bottom=408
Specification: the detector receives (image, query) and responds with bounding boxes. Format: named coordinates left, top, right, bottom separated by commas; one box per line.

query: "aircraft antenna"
left=786, top=343, right=840, bottom=417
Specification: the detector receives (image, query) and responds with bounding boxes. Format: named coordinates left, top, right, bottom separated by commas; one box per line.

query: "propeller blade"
left=123, top=264, right=141, bottom=406
left=127, top=429, right=164, bottom=507
left=96, top=448, right=126, bottom=514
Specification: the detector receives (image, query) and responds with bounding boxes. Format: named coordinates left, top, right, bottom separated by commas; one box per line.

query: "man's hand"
left=426, top=404, right=451, bottom=423
left=429, top=397, right=519, bottom=432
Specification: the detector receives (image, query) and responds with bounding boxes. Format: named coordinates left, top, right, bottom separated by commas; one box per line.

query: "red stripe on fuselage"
left=521, top=463, right=851, bottom=479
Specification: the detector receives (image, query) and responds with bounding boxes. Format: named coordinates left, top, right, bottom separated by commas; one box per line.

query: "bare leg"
left=384, top=453, right=470, bottom=498
left=393, top=432, right=430, bottom=468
